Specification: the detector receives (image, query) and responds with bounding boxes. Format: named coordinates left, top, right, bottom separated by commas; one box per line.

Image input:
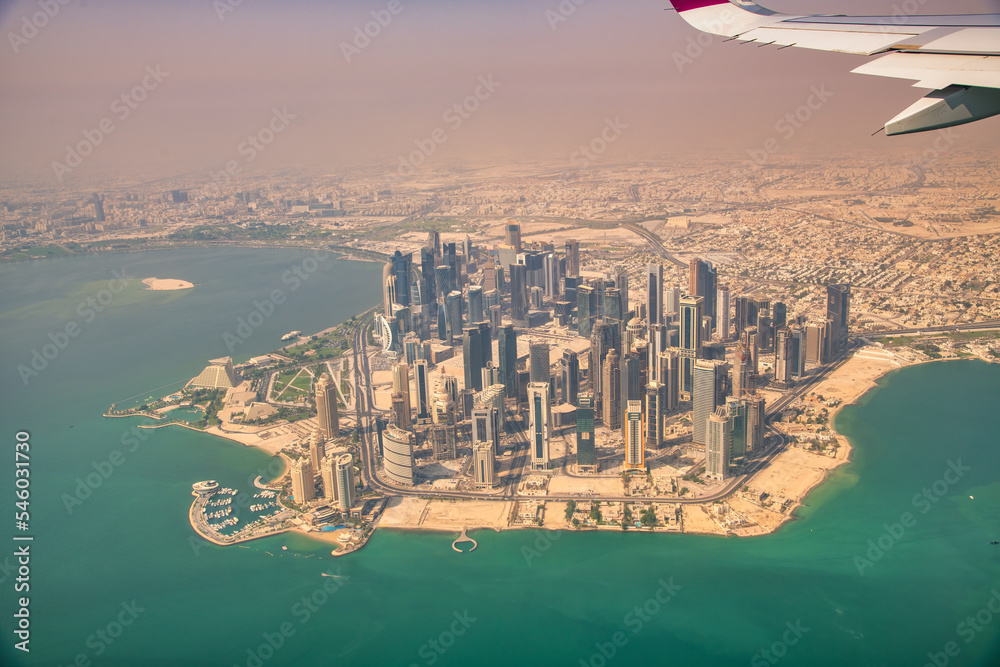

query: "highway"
left=623, top=223, right=687, bottom=268
left=864, top=320, right=1000, bottom=338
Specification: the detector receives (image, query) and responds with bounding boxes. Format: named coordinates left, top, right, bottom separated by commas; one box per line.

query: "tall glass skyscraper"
left=693, top=359, right=727, bottom=445
left=463, top=327, right=484, bottom=392
left=576, top=393, right=596, bottom=471
left=498, top=325, right=518, bottom=403
left=468, top=285, right=484, bottom=324
left=679, top=295, right=704, bottom=400
left=625, top=400, right=644, bottom=471
left=706, top=408, right=732, bottom=481
left=577, top=285, right=596, bottom=338
left=527, top=382, right=551, bottom=470
left=646, top=264, right=663, bottom=327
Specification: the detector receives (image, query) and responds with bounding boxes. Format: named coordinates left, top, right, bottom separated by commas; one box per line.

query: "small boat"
left=991, top=541, right=999, bottom=545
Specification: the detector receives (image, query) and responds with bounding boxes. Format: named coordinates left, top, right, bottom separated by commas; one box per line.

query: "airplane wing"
left=667, top=0, right=1000, bottom=135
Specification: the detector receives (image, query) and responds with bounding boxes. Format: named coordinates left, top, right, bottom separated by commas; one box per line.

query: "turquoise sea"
left=1, top=249, right=999, bottom=667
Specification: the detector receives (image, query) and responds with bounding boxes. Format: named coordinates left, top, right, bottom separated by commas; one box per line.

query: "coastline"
left=172, top=342, right=993, bottom=547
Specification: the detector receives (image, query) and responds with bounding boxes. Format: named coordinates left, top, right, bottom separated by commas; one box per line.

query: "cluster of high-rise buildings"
left=288, top=374, right=356, bottom=512
left=372, top=224, right=851, bottom=488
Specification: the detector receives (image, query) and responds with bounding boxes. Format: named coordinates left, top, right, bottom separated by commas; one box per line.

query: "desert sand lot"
left=681, top=505, right=727, bottom=536
left=379, top=497, right=512, bottom=531
left=810, top=351, right=904, bottom=408
left=727, top=496, right=793, bottom=536
left=750, top=447, right=847, bottom=504
left=547, top=475, right=625, bottom=496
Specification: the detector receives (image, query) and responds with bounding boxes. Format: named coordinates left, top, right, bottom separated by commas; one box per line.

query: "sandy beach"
left=143, top=277, right=195, bottom=290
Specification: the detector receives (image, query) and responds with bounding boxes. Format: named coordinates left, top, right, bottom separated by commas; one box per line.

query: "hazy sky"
left=1, top=0, right=999, bottom=185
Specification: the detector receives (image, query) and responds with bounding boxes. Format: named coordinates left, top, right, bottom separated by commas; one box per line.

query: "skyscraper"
left=565, top=239, right=580, bottom=277
left=320, top=456, right=337, bottom=502
left=481, top=364, right=499, bottom=390
left=602, top=349, right=621, bottom=429
left=420, top=246, right=437, bottom=303
left=488, top=303, right=502, bottom=336
left=590, top=320, right=611, bottom=409
left=290, top=459, right=315, bottom=503
left=560, top=350, right=579, bottom=406
left=693, top=359, right=728, bottom=445
left=431, top=423, right=458, bottom=460
left=603, top=287, right=623, bottom=322
left=527, top=382, right=552, bottom=470
left=646, top=264, right=663, bottom=327
left=576, top=393, right=597, bottom=471
left=414, top=360, right=431, bottom=419
left=392, top=250, right=411, bottom=308
left=92, top=193, right=105, bottom=222
left=437, top=302, right=449, bottom=341
left=505, top=222, right=522, bottom=252
left=498, top=325, right=518, bottom=402
left=308, top=429, right=325, bottom=475
left=716, top=287, right=731, bottom=340
left=689, top=259, right=717, bottom=328
left=334, top=453, right=356, bottom=512
left=615, top=266, right=629, bottom=316
left=679, top=295, right=704, bottom=401
left=473, top=406, right=501, bottom=448
left=726, top=397, right=748, bottom=462
left=463, top=327, right=484, bottom=392
left=625, top=400, right=644, bottom=471
left=468, top=285, right=484, bottom=324
left=392, top=363, right=412, bottom=429
left=645, top=382, right=666, bottom=451
left=509, top=264, right=529, bottom=327
left=747, top=394, right=766, bottom=455
left=446, top=291, right=463, bottom=342
left=484, top=264, right=499, bottom=293
left=382, top=427, right=415, bottom=486
left=443, top=242, right=458, bottom=292
left=773, top=327, right=794, bottom=388
left=658, top=349, right=680, bottom=413
left=383, top=263, right=398, bottom=317
left=544, top=253, right=561, bottom=298
left=772, top=301, right=788, bottom=330
left=473, top=441, right=497, bottom=490
left=732, top=340, right=752, bottom=398
left=664, top=286, right=681, bottom=318
left=529, top=341, right=550, bottom=385
left=434, top=265, right=451, bottom=302
left=426, top=230, right=441, bottom=257
left=625, top=318, right=645, bottom=355
left=477, top=321, right=492, bottom=368
left=790, top=325, right=807, bottom=379
left=577, top=284, right=596, bottom=338
left=647, top=323, right=665, bottom=383
left=315, top=374, right=339, bottom=439
left=706, top=408, right=732, bottom=481
left=806, top=322, right=827, bottom=364
left=756, top=313, right=773, bottom=351
left=826, top=284, right=851, bottom=354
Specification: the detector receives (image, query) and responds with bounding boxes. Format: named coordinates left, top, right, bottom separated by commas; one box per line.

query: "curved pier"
left=452, top=527, right=477, bottom=553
